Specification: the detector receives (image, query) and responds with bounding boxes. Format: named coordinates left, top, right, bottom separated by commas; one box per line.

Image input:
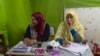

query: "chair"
left=50, top=26, right=55, bottom=36
left=0, top=34, right=7, bottom=56
left=49, top=26, right=55, bottom=40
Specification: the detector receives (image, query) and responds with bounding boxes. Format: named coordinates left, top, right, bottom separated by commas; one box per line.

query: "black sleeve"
left=41, top=23, right=50, bottom=41
left=24, top=25, right=31, bottom=39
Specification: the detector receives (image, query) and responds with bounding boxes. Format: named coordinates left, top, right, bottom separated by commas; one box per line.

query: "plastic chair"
left=49, top=26, right=55, bottom=40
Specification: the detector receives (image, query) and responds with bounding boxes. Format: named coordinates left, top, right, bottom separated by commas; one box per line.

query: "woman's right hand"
left=82, top=39, right=88, bottom=44
left=62, top=40, right=70, bottom=47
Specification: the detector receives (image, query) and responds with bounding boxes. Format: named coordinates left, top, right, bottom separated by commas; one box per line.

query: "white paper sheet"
left=59, top=42, right=89, bottom=56
left=11, top=41, right=32, bottom=52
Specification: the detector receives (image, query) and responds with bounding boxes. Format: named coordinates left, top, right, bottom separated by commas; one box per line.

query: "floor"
left=0, top=54, right=4, bottom=56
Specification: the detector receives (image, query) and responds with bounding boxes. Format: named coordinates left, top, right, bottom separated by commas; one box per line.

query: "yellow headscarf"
left=55, top=11, right=85, bottom=41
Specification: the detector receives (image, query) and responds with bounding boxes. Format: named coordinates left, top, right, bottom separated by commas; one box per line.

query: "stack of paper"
left=59, top=42, right=89, bottom=56
left=11, top=41, right=32, bottom=52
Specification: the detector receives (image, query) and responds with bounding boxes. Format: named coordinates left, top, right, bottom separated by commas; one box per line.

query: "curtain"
left=0, top=0, right=100, bottom=47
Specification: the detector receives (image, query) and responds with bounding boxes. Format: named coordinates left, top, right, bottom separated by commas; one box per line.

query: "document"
left=11, top=41, right=32, bottom=52
left=59, top=42, right=89, bottom=56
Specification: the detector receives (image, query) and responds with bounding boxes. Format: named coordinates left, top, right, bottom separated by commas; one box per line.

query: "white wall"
left=64, top=7, right=100, bottom=49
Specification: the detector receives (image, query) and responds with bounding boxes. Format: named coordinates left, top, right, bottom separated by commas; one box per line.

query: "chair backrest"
left=50, top=26, right=55, bottom=36
left=0, top=34, right=7, bottom=54
left=0, top=34, right=5, bottom=45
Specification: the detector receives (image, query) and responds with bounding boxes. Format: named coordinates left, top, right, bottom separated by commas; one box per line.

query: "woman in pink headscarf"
left=24, top=12, right=50, bottom=46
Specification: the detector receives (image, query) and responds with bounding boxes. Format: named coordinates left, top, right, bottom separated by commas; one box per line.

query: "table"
left=6, top=41, right=94, bottom=56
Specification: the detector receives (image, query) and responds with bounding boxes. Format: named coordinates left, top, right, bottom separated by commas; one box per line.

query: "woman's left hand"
left=30, top=39, right=37, bottom=45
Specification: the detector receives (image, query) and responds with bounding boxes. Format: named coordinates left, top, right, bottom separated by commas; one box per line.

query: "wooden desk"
left=6, top=41, right=93, bottom=56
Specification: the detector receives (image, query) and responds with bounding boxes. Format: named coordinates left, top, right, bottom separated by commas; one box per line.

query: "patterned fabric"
left=49, top=50, right=60, bottom=56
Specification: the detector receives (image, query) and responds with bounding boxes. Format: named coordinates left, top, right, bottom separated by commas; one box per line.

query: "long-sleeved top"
left=55, top=11, right=86, bottom=43
left=55, top=22, right=85, bottom=43
left=24, top=23, right=50, bottom=42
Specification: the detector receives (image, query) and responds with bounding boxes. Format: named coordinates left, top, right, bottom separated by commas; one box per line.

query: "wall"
left=0, top=0, right=8, bottom=45
left=0, top=0, right=32, bottom=46
left=1, top=0, right=100, bottom=47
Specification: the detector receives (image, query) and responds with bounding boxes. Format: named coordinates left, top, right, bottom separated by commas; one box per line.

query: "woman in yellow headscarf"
left=55, top=11, right=86, bottom=46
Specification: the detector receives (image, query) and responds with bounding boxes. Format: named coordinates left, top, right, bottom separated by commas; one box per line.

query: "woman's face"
left=32, top=17, right=38, bottom=26
left=66, top=14, right=75, bottom=25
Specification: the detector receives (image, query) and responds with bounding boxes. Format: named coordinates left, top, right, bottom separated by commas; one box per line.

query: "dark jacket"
left=24, top=23, right=50, bottom=42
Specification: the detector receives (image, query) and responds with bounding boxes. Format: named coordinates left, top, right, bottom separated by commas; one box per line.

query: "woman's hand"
left=82, top=39, right=88, bottom=44
left=24, top=38, right=37, bottom=46
left=24, top=38, right=30, bottom=46
left=30, top=39, right=37, bottom=45
left=62, top=40, right=70, bottom=47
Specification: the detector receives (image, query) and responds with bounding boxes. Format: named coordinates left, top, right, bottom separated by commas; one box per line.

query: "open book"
left=59, top=42, right=89, bottom=56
